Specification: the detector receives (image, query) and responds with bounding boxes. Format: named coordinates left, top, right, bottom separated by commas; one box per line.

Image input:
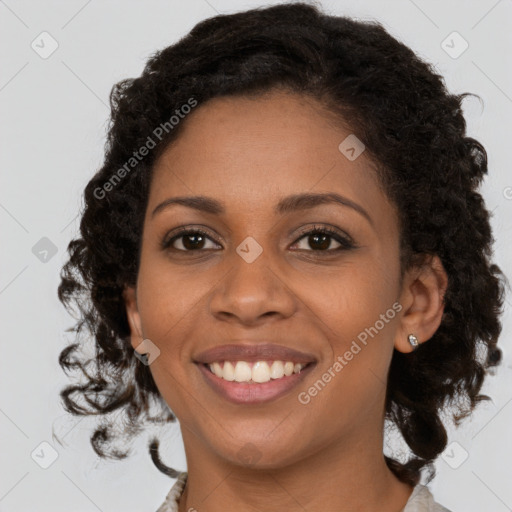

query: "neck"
left=177, top=426, right=414, bottom=512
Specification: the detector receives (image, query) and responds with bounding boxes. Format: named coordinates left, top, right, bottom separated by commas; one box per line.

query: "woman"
left=58, top=3, right=506, bottom=511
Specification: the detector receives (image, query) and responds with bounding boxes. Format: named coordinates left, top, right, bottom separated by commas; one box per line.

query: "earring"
left=408, top=334, right=419, bottom=350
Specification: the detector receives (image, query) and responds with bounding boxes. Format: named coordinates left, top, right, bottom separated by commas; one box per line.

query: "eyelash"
left=161, top=224, right=356, bottom=254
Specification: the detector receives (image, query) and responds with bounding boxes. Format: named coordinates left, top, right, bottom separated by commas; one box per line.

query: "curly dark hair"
left=57, top=1, right=507, bottom=486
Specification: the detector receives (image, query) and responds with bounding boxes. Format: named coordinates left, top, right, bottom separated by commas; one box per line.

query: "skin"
left=124, top=88, right=448, bottom=512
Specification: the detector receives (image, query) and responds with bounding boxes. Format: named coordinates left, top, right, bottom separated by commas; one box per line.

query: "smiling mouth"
left=196, top=359, right=317, bottom=405
left=205, top=360, right=313, bottom=383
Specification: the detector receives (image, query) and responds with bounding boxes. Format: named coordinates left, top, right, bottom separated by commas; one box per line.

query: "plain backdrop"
left=1, top=0, right=511, bottom=511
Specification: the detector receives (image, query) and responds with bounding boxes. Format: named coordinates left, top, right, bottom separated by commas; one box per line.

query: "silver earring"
left=408, top=334, right=419, bottom=350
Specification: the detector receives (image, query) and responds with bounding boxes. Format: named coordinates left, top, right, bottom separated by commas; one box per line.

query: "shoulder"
left=155, top=471, right=188, bottom=512
left=403, top=484, right=452, bottom=512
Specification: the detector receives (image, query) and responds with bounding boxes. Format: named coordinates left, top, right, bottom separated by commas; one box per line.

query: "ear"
left=394, top=254, right=448, bottom=353
left=123, top=286, right=144, bottom=353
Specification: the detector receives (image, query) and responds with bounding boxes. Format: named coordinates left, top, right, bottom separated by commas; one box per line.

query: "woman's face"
left=126, top=89, right=410, bottom=469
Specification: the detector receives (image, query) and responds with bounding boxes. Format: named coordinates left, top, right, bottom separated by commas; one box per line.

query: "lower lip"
left=196, top=362, right=316, bottom=405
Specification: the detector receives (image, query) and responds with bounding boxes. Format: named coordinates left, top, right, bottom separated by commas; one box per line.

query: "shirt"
left=155, top=471, right=452, bottom=511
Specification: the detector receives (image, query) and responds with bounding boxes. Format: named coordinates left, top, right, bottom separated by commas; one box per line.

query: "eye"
left=291, top=225, right=355, bottom=252
left=161, top=225, right=355, bottom=254
left=161, top=228, right=220, bottom=252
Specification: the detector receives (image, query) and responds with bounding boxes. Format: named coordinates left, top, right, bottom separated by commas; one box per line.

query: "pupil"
left=310, top=233, right=329, bottom=250
left=184, top=233, right=204, bottom=250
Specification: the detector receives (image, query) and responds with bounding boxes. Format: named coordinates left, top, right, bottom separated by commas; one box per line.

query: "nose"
left=209, top=251, right=297, bottom=326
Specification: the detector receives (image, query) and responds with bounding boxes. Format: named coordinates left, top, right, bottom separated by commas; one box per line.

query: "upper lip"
left=193, top=343, right=317, bottom=365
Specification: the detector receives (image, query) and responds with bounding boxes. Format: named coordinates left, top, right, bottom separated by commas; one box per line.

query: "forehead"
left=149, top=90, right=393, bottom=222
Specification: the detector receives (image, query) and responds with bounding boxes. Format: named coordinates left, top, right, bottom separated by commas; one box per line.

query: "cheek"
left=306, top=256, right=400, bottom=406
left=134, top=267, right=196, bottom=417
left=307, top=253, right=399, bottom=340
left=136, top=253, right=209, bottom=341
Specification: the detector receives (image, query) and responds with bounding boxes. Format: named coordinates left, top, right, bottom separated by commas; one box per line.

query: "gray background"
left=1, top=0, right=511, bottom=511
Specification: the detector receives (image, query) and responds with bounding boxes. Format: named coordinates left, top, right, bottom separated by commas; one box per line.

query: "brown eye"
left=301, top=232, right=339, bottom=251
left=291, top=226, right=355, bottom=252
left=162, top=229, right=220, bottom=251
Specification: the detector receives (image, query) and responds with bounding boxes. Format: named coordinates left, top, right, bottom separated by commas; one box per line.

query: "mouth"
left=206, top=359, right=310, bottom=382
left=195, top=360, right=317, bottom=404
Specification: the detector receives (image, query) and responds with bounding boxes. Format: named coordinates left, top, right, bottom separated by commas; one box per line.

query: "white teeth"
left=284, top=362, right=294, bottom=376
left=207, top=360, right=307, bottom=383
left=269, top=360, right=284, bottom=379
left=222, top=361, right=235, bottom=381
left=252, top=361, right=270, bottom=383
left=234, top=361, right=252, bottom=382
left=212, top=362, right=223, bottom=378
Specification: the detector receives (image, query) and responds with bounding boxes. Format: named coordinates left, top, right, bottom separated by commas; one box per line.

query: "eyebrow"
left=151, top=192, right=373, bottom=226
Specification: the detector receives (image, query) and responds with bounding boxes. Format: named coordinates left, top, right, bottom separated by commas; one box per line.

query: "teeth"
left=269, top=360, right=284, bottom=379
left=207, top=360, right=307, bottom=383
left=222, top=361, right=235, bottom=381
left=212, top=362, right=223, bottom=379
left=234, top=361, right=252, bottom=382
